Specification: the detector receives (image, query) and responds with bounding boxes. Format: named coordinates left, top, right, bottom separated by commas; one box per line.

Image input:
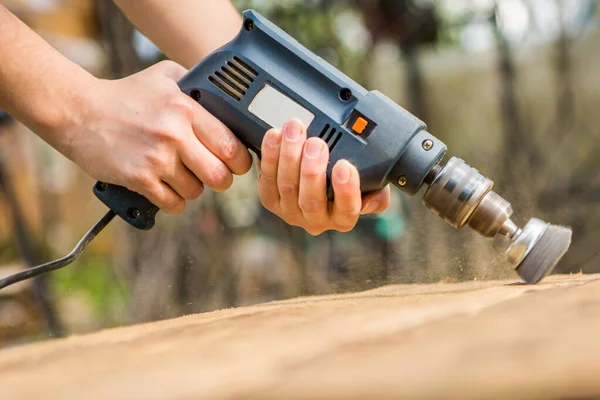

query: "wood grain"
left=1, top=273, right=599, bottom=400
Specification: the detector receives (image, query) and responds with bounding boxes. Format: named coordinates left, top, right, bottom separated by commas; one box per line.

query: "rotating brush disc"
left=506, top=219, right=572, bottom=284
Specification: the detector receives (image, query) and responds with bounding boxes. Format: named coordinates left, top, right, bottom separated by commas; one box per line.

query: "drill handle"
left=93, top=182, right=158, bottom=230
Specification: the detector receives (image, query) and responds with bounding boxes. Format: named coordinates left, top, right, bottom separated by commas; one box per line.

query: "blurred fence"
left=0, top=0, right=599, bottom=338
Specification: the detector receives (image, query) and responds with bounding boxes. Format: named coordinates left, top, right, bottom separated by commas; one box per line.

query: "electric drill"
left=0, top=10, right=571, bottom=290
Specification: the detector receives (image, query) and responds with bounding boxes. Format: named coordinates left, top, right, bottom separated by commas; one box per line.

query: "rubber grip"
left=93, top=182, right=158, bottom=230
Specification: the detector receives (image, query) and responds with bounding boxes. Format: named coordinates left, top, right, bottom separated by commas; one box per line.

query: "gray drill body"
left=93, top=9, right=572, bottom=284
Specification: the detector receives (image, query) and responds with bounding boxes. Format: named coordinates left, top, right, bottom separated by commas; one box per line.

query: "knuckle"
left=306, top=227, right=325, bottom=236
left=278, top=180, right=299, bottom=195
left=169, top=94, right=193, bottom=116
left=150, top=123, right=180, bottom=146
left=301, top=166, right=323, bottom=180
left=218, top=132, right=238, bottom=160
left=334, top=211, right=360, bottom=232
left=203, top=117, right=227, bottom=138
left=144, top=150, right=168, bottom=170
left=263, top=202, right=280, bottom=216
left=284, top=217, right=303, bottom=228
left=164, top=197, right=185, bottom=215
left=258, top=172, right=277, bottom=191
left=206, top=164, right=232, bottom=190
left=335, top=223, right=354, bottom=233
left=259, top=170, right=276, bottom=184
left=339, top=208, right=361, bottom=220
left=186, top=183, right=204, bottom=200
left=298, top=198, right=325, bottom=214
left=128, top=170, right=154, bottom=190
left=259, top=194, right=275, bottom=211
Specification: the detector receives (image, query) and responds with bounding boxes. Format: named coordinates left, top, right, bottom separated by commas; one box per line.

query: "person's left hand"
left=258, top=118, right=390, bottom=235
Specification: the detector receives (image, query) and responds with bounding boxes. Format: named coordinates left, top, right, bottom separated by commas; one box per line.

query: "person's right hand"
left=61, top=61, right=252, bottom=214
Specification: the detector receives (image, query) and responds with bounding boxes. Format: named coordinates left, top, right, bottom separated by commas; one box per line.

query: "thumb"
left=151, top=60, right=188, bottom=82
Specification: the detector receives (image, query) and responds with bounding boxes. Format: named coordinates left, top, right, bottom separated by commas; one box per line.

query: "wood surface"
left=1, top=273, right=599, bottom=400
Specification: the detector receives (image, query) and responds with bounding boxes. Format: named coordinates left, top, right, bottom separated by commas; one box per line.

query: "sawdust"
left=1, top=273, right=599, bottom=400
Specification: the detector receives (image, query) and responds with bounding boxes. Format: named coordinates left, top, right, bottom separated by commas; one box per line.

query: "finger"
left=277, top=119, right=306, bottom=218
left=134, top=177, right=186, bottom=215
left=179, top=131, right=233, bottom=192
left=258, top=129, right=282, bottom=213
left=161, top=161, right=205, bottom=200
left=152, top=60, right=188, bottom=81
left=361, top=185, right=391, bottom=215
left=298, top=138, right=329, bottom=233
left=191, top=105, right=252, bottom=175
left=331, top=160, right=361, bottom=232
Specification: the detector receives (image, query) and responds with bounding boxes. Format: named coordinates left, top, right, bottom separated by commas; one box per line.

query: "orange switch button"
left=352, top=117, right=368, bottom=134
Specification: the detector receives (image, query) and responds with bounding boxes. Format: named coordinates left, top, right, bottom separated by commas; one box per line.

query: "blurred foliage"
left=51, top=255, right=128, bottom=327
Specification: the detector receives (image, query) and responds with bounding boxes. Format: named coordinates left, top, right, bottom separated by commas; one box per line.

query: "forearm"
left=0, top=5, right=93, bottom=154
left=114, top=0, right=242, bottom=69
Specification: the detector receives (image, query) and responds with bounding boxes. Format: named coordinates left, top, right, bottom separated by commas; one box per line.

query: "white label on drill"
left=248, top=84, right=314, bottom=131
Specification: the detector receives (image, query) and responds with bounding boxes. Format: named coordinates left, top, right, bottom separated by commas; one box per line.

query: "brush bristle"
left=516, top=225, right=572, bottom=284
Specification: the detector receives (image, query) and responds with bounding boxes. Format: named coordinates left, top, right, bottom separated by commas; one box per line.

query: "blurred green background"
left=0, top=0, right=598, bottom=344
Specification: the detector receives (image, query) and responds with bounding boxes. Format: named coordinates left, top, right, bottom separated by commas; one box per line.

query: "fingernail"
left=362, top=200, right=379, bottom=214
left=334, top=161, right=351, bottom=183
left=268, top=130, right=282, bottom=146
left=283, top=119, right=302, bottom=141
left=305, top=139, right=323, bottom=159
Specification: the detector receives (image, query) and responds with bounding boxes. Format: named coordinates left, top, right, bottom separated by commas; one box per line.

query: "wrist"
left=42, top=70, right=99, bottom=159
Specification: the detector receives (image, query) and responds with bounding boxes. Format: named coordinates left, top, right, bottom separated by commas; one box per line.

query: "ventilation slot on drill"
left=209, top=56, right=258, bottom=101
left=318, top=124, right=343, bottom=152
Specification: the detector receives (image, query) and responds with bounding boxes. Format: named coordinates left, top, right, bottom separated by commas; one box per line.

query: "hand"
left=63, top=61, right=252, bottom=214
left=258, top=118, right=390, bottom=235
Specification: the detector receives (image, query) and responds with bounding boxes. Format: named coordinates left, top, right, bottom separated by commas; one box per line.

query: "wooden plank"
left=0, top=273, right=599, bottom=399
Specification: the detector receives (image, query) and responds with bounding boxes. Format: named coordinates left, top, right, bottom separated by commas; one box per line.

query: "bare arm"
left=0, top=4, right=251, bottom=214
left=113, top=0, right=242, bottom=69
left=0, top=5, right=93, bottom=153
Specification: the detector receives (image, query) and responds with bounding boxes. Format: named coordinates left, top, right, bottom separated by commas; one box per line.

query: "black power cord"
left=0, top=211, right=116, bottom=290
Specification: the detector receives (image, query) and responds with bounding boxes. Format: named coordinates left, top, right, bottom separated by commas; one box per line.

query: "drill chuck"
left=422, top=157, right=513, bottom=238
left=421, top=156, right=571, bottom=283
